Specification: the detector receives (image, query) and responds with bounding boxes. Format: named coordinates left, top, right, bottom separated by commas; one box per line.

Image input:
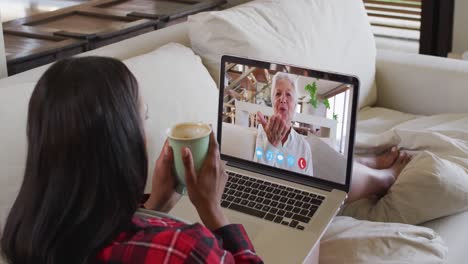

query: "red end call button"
left=298, top=157, right=306, bottom=170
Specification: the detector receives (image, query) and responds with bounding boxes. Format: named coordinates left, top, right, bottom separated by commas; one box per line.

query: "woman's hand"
left=182, top=131, right=229, bottom=230
left=257, top=111, right=289, bottom=147
left=144, top=140, right=181, bottom=213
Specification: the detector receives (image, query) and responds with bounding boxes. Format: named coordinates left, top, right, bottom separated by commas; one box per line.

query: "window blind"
left=364, top=0, right=422, bottom=41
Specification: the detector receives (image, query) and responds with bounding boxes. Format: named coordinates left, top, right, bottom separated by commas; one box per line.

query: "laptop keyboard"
left=221, top=171, right=325, bottom=231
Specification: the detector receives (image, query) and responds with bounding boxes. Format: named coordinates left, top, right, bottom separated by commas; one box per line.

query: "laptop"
left=170, top=55, right=359, bottom=263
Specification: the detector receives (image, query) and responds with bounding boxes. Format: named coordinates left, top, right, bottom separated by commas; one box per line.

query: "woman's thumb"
left=164, top=144, right=173, bottom=161
left=182, top=147, right=196, bottom=184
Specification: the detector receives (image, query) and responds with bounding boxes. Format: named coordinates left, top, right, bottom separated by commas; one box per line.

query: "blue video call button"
left=256, top=147, right=263, bottom=159
left=287, top=155, right=295, bottom=167
left=266, top=150, right=274, bottom=161
left=277, top=153, right=284, bottom=164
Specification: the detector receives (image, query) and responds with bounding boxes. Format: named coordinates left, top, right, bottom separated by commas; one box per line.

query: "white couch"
left=1, top=2, right=467, bottom=263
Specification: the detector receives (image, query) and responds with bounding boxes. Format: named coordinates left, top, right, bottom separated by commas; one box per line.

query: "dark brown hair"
left=1, top=57, right=148, bottom=264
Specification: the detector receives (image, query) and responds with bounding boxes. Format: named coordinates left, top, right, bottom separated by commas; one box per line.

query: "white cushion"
left=123, top=43, right=219, bottom=192
left=375, top=49, right=468, bottom=115
left=342, top=150, right=468, bottom=225
left=422, top=210, right=468, bottom=264
left=357, top=107, right=418, bottom=136
left=0, top=82, right=35, bottom=228
left=321, top=216, right=448, bottom=264
left=188, top=0, right=377, bottom=109
left=344, top=113, right=468, bottom=225
left=355, top=107, right=418, bottom=154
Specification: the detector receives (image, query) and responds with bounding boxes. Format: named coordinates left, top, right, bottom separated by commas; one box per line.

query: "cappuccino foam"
left=170, top=123, right=210, bottom=140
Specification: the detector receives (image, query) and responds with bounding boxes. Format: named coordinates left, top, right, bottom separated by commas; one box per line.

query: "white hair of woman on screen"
left=269, top=72, right=299, bottom=124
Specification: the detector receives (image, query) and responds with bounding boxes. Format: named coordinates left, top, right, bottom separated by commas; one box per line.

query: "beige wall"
left=0, top=10, right=7, bottom=78
left=453, top=0, right=468, bottom=55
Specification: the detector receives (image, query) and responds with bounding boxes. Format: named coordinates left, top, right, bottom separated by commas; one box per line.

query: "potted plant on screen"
left=304, top=81, right=338, bottom=121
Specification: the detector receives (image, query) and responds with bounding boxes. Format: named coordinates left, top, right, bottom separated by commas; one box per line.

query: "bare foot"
left=389, top=152, right=412, bottom=180
left=381, top=152, right=412, bottom=183
left=356, top=146, right=399, bottom=169
left=374, top=152, right=412, bottom=197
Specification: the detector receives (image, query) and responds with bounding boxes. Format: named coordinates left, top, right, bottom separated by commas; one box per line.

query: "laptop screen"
left=219, top=56, right=359, bottom=188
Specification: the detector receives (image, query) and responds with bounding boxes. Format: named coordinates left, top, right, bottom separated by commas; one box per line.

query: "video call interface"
left=221, top=61, right=354, bottom=185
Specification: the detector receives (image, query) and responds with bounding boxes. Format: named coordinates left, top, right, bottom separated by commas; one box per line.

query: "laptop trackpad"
left=170, top=196, right=264, bottom=238
left=224, top=209, right=264, bottom=238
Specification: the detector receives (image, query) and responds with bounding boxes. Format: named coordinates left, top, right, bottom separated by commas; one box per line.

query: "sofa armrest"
left=375, top=49, right=468, bottom=115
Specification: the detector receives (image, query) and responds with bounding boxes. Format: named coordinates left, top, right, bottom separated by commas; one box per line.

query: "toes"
left=383, top=146, right=399, bottom=165
left=398, top=152, right=406, bottom=164
left=399, top=152, right=412, bottom=165
left=381, top=145, right=397, bottom=156
left=407, top=153, right=414, bottom=161
left=389, top=146, right=400, bottom=160
left=394, top=147, right=400, bottom=157
left=406, top=154, right=413, bottom=163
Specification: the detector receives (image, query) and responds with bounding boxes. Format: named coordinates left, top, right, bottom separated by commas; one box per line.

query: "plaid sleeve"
left=183, top=224, right=263, bottom=264
left=97, top=217, right=263, bottom=263
left=211, top=224, right=263, bottom=263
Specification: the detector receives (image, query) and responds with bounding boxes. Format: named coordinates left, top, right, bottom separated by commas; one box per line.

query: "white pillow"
left=342, top=151, right=468, bottom=225
left=188, top=0, right=377, bottom=109
left=355, top=107, right=419, bottom=154
left=0, top=83, right=35, bottom=228
left=320, top=216, right=448, bottom=264
left=123, top=43, right=219, bottom=192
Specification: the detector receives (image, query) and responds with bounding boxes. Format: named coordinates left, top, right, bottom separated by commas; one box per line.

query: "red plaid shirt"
left=97, top=214, right=263, bottom=263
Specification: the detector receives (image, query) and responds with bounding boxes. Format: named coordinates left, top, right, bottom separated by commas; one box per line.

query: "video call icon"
left=276, top=153, right=284, bottom=164
left=255, top=148, right=302, bottom=169
left=255, top=147, right=263, bottom=159
left=287, top=155, right=295, bottom=167
left=266, top=150, right=274, bottom=161
left=298, top=157, right=307, bottom=170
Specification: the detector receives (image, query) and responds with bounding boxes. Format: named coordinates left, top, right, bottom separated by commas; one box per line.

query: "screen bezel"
left=218, top=55, right=360, bottom=193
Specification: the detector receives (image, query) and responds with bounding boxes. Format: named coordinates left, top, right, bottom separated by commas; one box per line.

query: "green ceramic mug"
left=167, top=122, right=211, bottom=194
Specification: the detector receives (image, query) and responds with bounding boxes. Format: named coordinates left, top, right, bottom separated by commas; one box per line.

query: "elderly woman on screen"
left=253, top=72, right=313, bottom=176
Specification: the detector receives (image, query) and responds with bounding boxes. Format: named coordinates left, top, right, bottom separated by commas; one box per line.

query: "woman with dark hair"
left=0, top=57, right=263, bottom=264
